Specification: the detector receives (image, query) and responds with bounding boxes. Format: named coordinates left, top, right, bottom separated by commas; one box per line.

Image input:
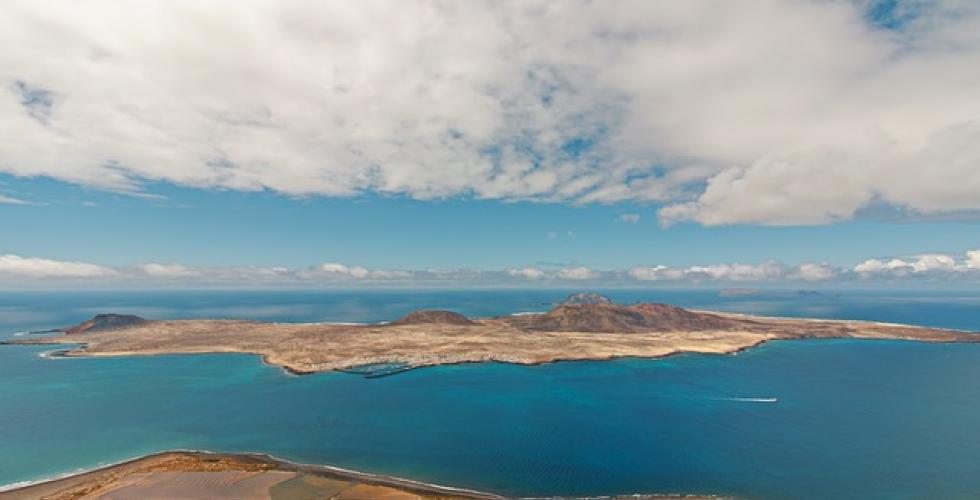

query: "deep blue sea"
left=1, top=289, right=979, bottom=499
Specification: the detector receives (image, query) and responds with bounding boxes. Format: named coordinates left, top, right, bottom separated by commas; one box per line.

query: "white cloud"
left=368, top=269, right=414, bottom=280
left=316, top=263, right=353, bottom=275
left=304, top=262, right=412, bottom=280
left=137, top=263, right=201, bottom=277
left=967, top=250, right=980, bottom=269
left=854, top=251, right=972, bottom=277
left=506, top=267, right=546, bottom=280
left=635, top=261, right=837, bottom=282
left=0, top=194, right=28, bottom=204
left=658, top=153, right=875, bottom=226
left=2, top=1, right=979, bottom=225
left=685, top=261, right=785, bottom=282
left=0, top=254, right=116, bottom=278
left=4, top=249, right=980, bottom=287
left=793, top=262, right=838, bottom=282
left=628, top=265, right=683, bottom=281
left=910, top=253, right=959, bottom=273
left=557, top=266, right=598, bottom=280
left=854, top=258, right=912, bottom=276
left=618, top=213, right=640, bottom=223
left=315, top=263, right=370, bottom=278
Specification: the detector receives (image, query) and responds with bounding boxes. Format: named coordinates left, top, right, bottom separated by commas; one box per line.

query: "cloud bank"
left=4, top=249, right=980, bottom=287
left=0, top=254, right=117, bottom=278
left=2, top=1, right=979, bottom=225
left=0, top=194, right=28, bottom=204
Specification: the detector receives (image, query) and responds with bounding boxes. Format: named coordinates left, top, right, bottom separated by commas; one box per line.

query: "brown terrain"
left=388, top=310, right=477, bottom=326
left=0, top=451, right=730, bottom=500
left=0, top=451, right=496, bottom=500
left=4, top=298, right=977, bottom=375
left=506, top=303, right=739, bottom=332
left=63, top=314, right=148, bottom=335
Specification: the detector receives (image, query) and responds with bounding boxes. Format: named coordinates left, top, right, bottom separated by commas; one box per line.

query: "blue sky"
left=2, top=173, right=977, bottom=277
left=1, top=1, right=979, bottom=287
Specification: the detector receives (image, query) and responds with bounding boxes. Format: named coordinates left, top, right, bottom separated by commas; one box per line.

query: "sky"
left=1, top=0, right=979, bottom=288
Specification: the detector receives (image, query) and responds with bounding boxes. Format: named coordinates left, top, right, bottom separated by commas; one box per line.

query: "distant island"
left=718, top=288, right=824, bottom=298
left=5, top=294, right=976, bottom=375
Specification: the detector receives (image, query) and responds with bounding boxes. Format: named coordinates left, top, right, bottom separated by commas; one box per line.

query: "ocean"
left=1, top=289, right=979, bottom=499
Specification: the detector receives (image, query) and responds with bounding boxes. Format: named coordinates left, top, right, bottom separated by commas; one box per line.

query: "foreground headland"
left=5, top=297, right=977, bottom=375
left=0, top=451, right=490, bottom=500
left=0, top=451, right=731, bottom=500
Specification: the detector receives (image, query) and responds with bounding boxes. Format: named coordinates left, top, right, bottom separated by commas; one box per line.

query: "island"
left=5, top=295, right=977, bottom=376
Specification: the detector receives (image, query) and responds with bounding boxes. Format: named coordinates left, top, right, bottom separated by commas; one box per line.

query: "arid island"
left=6, top=294, right=977, bottom=375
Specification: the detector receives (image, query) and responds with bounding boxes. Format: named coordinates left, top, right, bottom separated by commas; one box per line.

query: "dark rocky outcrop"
left=505, top=303, right=740, bottom=333
left=64, top=314, right=149, bottom=334
left=388, top=310, right=477, bottom=326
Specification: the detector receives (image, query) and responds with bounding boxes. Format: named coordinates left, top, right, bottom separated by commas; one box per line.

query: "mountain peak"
left=507, top=302, right=738, bottom=333
left=64, top=314, right=148, bottom=335
left=389, top=310, right=477, bottom=326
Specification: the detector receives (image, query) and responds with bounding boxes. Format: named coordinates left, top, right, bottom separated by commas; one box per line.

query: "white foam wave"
left=717, top=397, right=778, bottom=403
left=0, top=462, right=114, bottom=492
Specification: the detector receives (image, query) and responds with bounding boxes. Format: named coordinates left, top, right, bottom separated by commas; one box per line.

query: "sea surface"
left=1, top=289, right=979, bottom=499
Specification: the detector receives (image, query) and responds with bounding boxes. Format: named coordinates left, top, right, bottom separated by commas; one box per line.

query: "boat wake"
left=38, top=350, right=73, bottom=360
left=715, top=397, right=778, bottom=403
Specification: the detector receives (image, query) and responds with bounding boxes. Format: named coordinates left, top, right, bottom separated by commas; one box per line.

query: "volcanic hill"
left=389, top=310, right=477, bottom=326
left=503, top=302, right=740, bottom=332
left=64, top=313, right=149, bottom=334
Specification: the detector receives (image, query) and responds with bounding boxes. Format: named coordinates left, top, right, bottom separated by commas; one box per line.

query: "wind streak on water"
left=711, top=397, right=778, bottom=403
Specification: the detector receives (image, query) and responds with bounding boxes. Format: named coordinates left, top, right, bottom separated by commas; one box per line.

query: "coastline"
left=0, top=313, right=980, bottom=376
left=0, top=450, right=729, bottom=500
left=25, top=335, right=959, bottom=380
left=702, top=309, right=979, bottom=333
left=0, top=450, right=502, bottom=499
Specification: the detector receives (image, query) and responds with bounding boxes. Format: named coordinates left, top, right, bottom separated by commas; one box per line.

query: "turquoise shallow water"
left=1, top=290, right=979, bottom=499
